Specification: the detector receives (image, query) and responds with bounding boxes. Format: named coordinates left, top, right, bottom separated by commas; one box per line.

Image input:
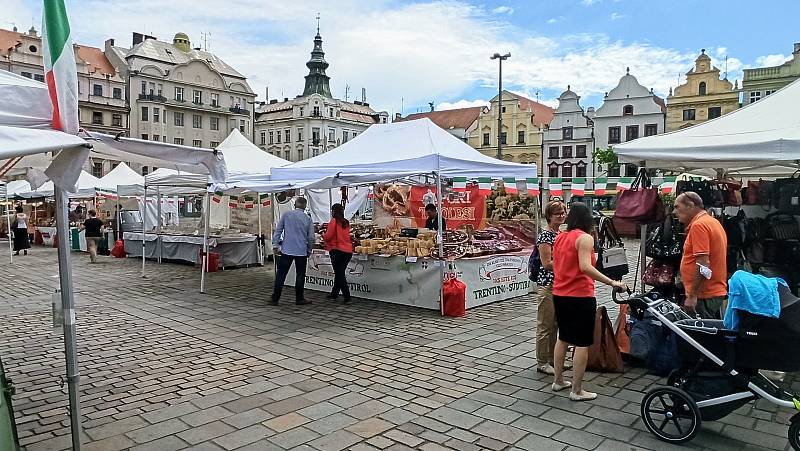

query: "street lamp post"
left=490, top=52, right=510, bottom=160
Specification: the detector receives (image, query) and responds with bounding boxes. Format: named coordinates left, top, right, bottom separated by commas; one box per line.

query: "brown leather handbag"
left=614, top=170, right=665, bottom=224
left=587, top=306, right=625, bottom=373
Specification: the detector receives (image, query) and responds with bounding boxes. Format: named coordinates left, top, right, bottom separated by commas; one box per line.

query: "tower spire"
left=316, top=12, right=320, bottom=34
left=302, top=24, right=332, bottom=97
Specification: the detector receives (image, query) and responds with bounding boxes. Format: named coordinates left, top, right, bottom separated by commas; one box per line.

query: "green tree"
left=592, top=146, right=619, bottom=174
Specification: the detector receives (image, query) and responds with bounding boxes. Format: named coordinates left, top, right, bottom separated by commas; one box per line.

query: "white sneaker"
left=569, top=390, right=598, bottom=401
left=537, top=364, right=555, bottom=375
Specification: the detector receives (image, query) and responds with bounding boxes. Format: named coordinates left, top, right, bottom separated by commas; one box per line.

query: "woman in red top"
left=552, top=202, right=627, bottom=401
left=323, top=203, right=354, bottom=303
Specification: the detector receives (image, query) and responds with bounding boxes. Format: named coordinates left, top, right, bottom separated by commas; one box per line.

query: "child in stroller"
left=614, top=285, right=800, bottom=449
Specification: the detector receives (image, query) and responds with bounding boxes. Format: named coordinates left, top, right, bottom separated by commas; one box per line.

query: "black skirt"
left=12, top=228, right=30, bottom=251
left=553, top=295, right=596, bottom=347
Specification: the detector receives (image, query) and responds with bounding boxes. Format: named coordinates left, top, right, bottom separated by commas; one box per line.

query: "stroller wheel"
left=641, top=386, right=701, bottom=444
left=789, top=414, right=800, bottom=451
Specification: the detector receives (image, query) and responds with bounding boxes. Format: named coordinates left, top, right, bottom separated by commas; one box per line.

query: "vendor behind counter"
left=424, top=203, right=447, bottom=230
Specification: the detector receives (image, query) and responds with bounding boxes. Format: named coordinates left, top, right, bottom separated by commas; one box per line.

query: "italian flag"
left=260, top=193, right=271, bottom=207
left=526, top=178, right=539, bottom=196
left=244, top=196, right=255, bottom=209
left=617, top=177, right=633, bottom=192
left=571, top=178, right=586, bottom=196
left=660, top=176, right=677, bottom=194
left=477, top=177, right=492, bottom=196
left=228, top=195, right=239, bottom=208
left=452, top=177, right=467, bottom=192
left=549, top=178, right=563, bottom=197
left=43, top=0, right=79, bottom=134
left=502, top=177, right=518, bottom=194
left=594, top=177, right=608, bottom=196
left=211, top=190, right=224, bottom=203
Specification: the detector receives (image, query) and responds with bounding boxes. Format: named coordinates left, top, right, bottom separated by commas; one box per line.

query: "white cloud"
left=582, top=0, right=601, bottom=5
left=436, top=99, right=490, bottom=110
left=547, top=17, right=560, bottom=24
left=610, top=12, right=627, bottom=20
left=755, top=53, right=790, bottom=67
left=492, top=6, right=514, bottom=14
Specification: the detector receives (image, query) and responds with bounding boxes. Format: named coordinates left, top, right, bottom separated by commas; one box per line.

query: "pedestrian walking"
left=82, top=210, right=104, bottom=263
left=11, top=205, right=30, bottom=256
left=324, top=203, right=353, bottom=304
left=271, top=197, right=315, bottom=306
left=551, top=202, right=627, bottom=401
left=536, top=200, right=567, bottom=375
left=674, top=191, right=728, bottom=319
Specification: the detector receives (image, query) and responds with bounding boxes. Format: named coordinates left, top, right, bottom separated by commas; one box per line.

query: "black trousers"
left=272, top=254, right=307, bottom=303
left=329, top=250, right=352, bottom=300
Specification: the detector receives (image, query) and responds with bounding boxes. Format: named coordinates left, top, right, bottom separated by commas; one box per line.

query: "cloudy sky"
left=5, top=0, right=800, bottom=115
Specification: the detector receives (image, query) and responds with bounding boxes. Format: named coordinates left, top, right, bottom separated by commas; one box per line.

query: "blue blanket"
left=724, top=270, right=786, bottom=330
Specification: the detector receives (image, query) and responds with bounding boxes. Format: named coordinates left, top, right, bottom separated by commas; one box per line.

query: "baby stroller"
left=613, top=286, right=800, bottom=449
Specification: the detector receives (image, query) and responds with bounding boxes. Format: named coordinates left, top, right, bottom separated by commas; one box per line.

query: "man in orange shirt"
left=674, top=192, right=728, bottom=319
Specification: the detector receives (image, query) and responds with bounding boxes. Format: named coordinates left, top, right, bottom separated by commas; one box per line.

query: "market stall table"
left=122, top=232, right=259, bottom=268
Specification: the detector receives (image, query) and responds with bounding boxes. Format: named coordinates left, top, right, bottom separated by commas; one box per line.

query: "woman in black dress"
left=12, top=205, right=30, bottom=255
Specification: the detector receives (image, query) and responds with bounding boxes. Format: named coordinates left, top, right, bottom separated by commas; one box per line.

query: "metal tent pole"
left=435, top=170, right=445, bottom=316
left=200, top=191, right=211, bottom=293
left=54, top=186, right=82, bottom=451
left=141, top=186, right=147, bottom=277
left=257, top=194, right=263, bottom=265
left=5, top=187, right=12, bottom=262
left=156, top=187, right=162, bottom=264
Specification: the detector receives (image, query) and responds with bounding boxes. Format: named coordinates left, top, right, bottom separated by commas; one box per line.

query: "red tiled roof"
left=397, top=107, right=481, bottom=130
left=515, top=95, right=555, bottom=127
left=75, top=45, right=116, bottom=76
left=0, top=29, right=22, bottom=57
left=652, top=95, right=667, bottom=112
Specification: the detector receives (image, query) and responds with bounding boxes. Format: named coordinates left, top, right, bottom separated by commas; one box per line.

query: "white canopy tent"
left=97, top=162, right=143, bottom=192
left=616, top=78, right=800, bottom=178
left=18, top=170, right=102, bottom=199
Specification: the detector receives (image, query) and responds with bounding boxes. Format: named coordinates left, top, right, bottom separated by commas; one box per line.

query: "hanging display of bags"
left=595, top=215, right=629, bottom=280
left=615, top=170, right=665, bottom=224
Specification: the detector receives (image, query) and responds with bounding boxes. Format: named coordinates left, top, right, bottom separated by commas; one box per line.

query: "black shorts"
left=553, top=295, right=596, bottom=347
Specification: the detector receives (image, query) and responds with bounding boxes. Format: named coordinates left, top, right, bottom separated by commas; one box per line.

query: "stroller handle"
left=611, top=287, right=634, bottom=304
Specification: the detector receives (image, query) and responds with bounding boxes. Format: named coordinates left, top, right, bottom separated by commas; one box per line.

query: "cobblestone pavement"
left=0, top=244, right=796, bottom=451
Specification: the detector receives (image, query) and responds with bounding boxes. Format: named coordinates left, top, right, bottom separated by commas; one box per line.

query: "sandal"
left=569, top=390, right=597, bottom=401
left=551, top=381, right=572, bottom=392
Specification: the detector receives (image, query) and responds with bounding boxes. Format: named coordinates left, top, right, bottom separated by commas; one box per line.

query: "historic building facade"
left=466, top=90, right=553, bottom=165
left=593, top=69, right=666, bottom=176
left=666, top=50, right=739, bottom=131
left=542, top=87, right=594, bottom=181
left=253, top=31, right=388, bottom=162
left=394, top=106, right=480, bottom=141
left=742, top=42, right=800, bottom=105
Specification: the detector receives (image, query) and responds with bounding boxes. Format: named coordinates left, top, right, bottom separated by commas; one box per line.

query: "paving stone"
left=83, top=434, right=137, bottom=451
left=176, top=420, right=236, bottom=445
left=262, top=412, right=310, bottom=432
left=514, top=433, right=568, bottom=451
left=267, top=426, right=320, bottom=449
left=126, top=418, right=189, bottom=444
left=221, top=408, right=274, bottom=429
left=346, top=418, right=396, bottom=438
left=182, top=405, right=235, bottom=427
left=129, top=435, right=187, bottom=451
left=427, top=407, right=483, bottom=429
left=474, top=404, right=524, bottom=424
left=383, top=428, right=425, bottom=447
left=85, top=416, right=149, bottom=441
left=552, top=427, right=604, bottom=449
left=213, top=424, right=272, bottom=450
left=307, top=429, right=362, bottom=450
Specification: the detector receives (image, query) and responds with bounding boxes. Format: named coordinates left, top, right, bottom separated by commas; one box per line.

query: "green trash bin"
left=71, top=228, right=80, bottom=251
left=0, top=356, right=20, bottom=451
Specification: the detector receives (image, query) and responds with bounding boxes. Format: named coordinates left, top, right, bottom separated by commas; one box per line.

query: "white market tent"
left=19, top=170, right=102, bottom=199
left=616, top=77, right=800, bottom=178
left=97, top=162, right=144, bottom=192
left=219, top=128, right=290, bottom=181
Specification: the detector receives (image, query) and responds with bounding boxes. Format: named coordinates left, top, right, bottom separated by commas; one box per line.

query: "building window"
left=549, top=146, right=559, bottom=159
left=21, top=71, right=32, bottom=78
left=193, top=139, right=202, bottom=148
left=608, top=126, right=621, bottom=144
left=92, top=162, right=103, bottom=178
left=92, top=84, right=103, bottom=96
left=153, top=135, right=159, bottom=141
left=297, top=149, right=303, bottom=160
left=210, top=93, right=219, bottom=107
left=352, top=132, right=357, bottom=138
left=141, top=106, right=148, bottom=121
left=562, top=146, right=573, bottom=158
left=708, top=107, right=722, bottom=119
left=312, top=127, right=320, bottom=146
left=313, top=106, right=320, bottom=117
left=113, top=87, right=122, bottom=99
left=298, top=128, right=304, bottom=142
left=576, top=145, right=587, bottom=158
left=644, top=124, right=658, bottom=136
left=500, top=132, right=507, bottom=145
left=162, top=136, right=167, bottom=143
left=548, top=164, right=559, bottom=178
left=276, top=130, right=282, bottom=143
left=162, top=108, right=167, bottom=123
left=342, top=130, right=347, bottom=143
left=623, top=105, right=633, bottom=116
left=239, top=120, right=246, bottom=133
left=210, top=116, right=219, bottom=131
left=148, top=82, right=155, bottom=95
left=483, top=133, right=490, bottom=146
left=192, top=114, right=202, bottom=129
left=562, top=126, right=573, bottom=140
left=33, top=74, right=44, bottom=82
left=140, top=81, right=146, bottom=95
left=562, top=162, right=573, bottom=178
left=501, top=106, right=506, bottom=113
left=157, top=84, right=163, bottom=96
left=698, top=82, right=706, bottom=96
left=750, top=91, right=761, bottom=103
left=329, top=108, right=334, bottom=117
left=517, top=130, right=525, bottom=144
left=328, top=128, right=335, bottom=143
left=285, top=129, right=290, bottom=143
left=299, top=107, right=304, bottom=117
left=141, top=166, right=149, bottom=176
left=175, top=87, right=184, bottom=101
left=173, top=138, right=184, bottom=145
left=193, top=90, right=202, bottom=105
left=765, top=89, right=776, bottom=96
left=260, top=131, right=266, bottom=145
left=112, top=114, right=122, bottom=127
left=92, top=112, right=103, bottom=125
left=626, top=125, right=639, bottom=141
left=153, top=107, right=159, bottom=123
left=576, top=163, right=587, bottom=178
left=141, top=134, right=148, bottom=140
left=682, top=109, right=696, bottom=121
left=269, top=131, right=274, bottom=144
left=174, top=112, right=184, bottom=127
left=210, top=141, right=219, bottom=148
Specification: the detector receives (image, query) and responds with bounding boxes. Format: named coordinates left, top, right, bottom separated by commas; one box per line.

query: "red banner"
left=408, top=185, right=486, bottom=229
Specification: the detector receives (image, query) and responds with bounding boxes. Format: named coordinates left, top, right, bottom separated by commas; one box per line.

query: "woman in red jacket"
left=323, top=203, right=354, bottom=303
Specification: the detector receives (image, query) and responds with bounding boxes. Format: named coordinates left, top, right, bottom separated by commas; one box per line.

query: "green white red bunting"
left=526, top=178, right=539, bottom=196
left=571, top=178, right=586, bottom=196
left=660, top=176, right=677, bottom=194
left=616, top=177, right=633, bottom=192
left=549, top=178, right=563, bottom=196
left=452, top=177, right=467, bottom=192
left=260, top=193, right=271, bottom=206
left=211, top=190, right=223, bottom=203
left=477, top=178, right=492, bottom=195
left=228, top=195, right=239, bottom=208
left=594, top=178, right=608, bottom=196
left=502, top=177, right=518, bottom=194
left=43, top=0, right=79, bottom=134
left=244, top=196, right=255, bottom=209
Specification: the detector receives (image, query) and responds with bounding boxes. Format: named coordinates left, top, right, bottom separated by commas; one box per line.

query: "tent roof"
left=217, top=128, right=289, bottom=176
left=97, top=162, right=143, bottom=190
left=18, top=170, right=101, bottom=198
left=616, top=77, right=800, bottom=176
left=269, top=118, right=536, bottom=187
